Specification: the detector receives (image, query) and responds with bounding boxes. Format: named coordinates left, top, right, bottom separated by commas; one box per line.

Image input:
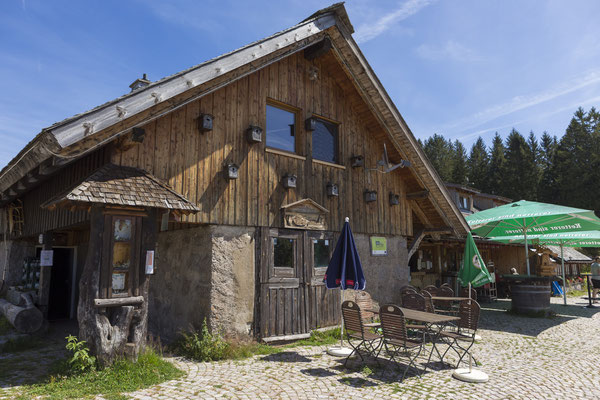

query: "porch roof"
left=41, top=163, right=200, bottom=214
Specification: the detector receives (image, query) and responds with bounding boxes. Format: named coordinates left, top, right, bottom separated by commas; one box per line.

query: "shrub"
left=172, top=318, right=229, bottom=361
left=65, top=335, right=96, bottom=373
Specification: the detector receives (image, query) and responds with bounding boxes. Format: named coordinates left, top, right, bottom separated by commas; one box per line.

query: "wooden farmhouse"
left=0, top=4, right=469, bottom=358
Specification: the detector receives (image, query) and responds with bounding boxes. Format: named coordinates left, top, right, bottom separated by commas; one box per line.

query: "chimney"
left=129, top=73, right=151, bottom=92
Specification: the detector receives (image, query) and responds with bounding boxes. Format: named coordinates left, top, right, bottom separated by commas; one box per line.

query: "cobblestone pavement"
left=125, top=297, right=600, bottom=400
left=2, top=297, right=600, bottom=399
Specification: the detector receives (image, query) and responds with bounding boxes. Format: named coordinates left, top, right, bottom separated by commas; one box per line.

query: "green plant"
left=65, top=335, right=96, bottom=373
left=172, top=318, right=229, bottom=361
left=19, top=349, right=182, bottom=399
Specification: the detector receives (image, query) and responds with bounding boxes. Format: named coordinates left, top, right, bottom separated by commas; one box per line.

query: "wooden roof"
left=0, top=3, right=468, bottom=236
left=41, top=163, right=199, bottom=213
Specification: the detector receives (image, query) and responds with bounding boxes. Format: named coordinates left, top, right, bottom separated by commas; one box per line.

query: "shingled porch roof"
left=41, top=163, right=200, bottom=214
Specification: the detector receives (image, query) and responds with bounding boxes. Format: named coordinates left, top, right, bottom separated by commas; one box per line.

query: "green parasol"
left=487, top=231, right=600, bottom=305
left=465, top=200, right=600, bottom=275
left=459, top=232, right=493, bottom=289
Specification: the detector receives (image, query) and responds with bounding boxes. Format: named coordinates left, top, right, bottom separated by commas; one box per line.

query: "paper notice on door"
left=145, top=250, right=155, bottom=274
left=40, top=250, right=54, bottom=267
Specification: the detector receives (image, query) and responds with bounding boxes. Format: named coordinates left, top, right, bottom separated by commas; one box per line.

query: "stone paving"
left=126, top=297, right=600, bottom=400
left=3, top=297, right=600, bottom=399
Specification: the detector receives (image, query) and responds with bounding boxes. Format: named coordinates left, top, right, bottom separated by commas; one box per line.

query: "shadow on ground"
left=478, top=298, right=600, bottom=337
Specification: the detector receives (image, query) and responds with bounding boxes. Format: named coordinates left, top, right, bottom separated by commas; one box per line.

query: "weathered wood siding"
left=17, top=149, right=108, bottom=238
left=113, top=51, right=429, bottom=235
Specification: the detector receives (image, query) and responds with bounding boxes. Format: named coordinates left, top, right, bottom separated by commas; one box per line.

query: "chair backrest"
left=440, top=282, right=451, bottom=288
left=400, top=285, right=417, bottom=297
left=458, top=299, right=481, bottom=332
left=420, top=290, right=435, bottom=313
left=423, top=285, right=439, bottom=296
left=355, top=291, right=375, bottom=320
left=379, top=304, right=409, bottom=344
left=401, top=292, right=426, bottom=312
left=436, top=285, right=454, bottom=310
left=460, top=287, right=477, bottom=301
left=341, top=300, right=365, bottom=337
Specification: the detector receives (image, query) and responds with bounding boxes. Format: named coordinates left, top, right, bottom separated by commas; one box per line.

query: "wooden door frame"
left=36, top=245, right=78, bottom=319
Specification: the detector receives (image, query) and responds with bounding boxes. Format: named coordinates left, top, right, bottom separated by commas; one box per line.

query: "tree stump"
left=77, top=207, right=156, bottom=367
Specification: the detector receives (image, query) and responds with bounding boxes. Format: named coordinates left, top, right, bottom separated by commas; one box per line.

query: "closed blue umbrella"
left=324, top=218, right=366, bottom=290
left=324, top=217, right=366, bottom=356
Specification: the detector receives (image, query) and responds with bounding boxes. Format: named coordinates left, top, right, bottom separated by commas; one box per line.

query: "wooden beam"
left=25, top=172, right=39, bottom=184
left=304, top=37, right=332, bottom=60
left=407, top=229, right=426, bottom=260
left=93, top=296, right=144, bottom=308
left=406, top=190, right=429, bottom=200
left=38, top=159, right=58, bottom=176
left=409, top=200, right=433, bottom=229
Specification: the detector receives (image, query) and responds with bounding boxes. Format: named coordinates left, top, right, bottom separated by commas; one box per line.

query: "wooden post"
left=77, top=206, right=157, bottom=367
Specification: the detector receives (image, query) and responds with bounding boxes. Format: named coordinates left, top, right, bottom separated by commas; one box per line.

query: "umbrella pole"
left=339, top=287, right=344, bottom=348
left=524, top=226, right=530, bottom=276
left=560, top=244, right=567, bottom=306
left=468, top=282, right=472, bottom=373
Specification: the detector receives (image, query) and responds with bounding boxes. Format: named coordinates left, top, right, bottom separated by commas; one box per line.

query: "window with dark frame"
left=312, top=239, right=331, bottom=268
left=273, top=237, right=294, bottom=268
left=266, top=103, right=296, bottom=153
left=312, top=118, right=339, bottom=164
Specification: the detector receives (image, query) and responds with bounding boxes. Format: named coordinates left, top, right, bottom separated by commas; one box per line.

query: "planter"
left=503, top=275, right=553, bottom=316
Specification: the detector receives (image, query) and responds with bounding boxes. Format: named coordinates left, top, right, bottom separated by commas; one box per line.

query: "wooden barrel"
left=511, top=282, right=551, bottom=314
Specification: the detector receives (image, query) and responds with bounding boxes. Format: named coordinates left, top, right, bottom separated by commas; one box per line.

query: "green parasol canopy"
left=459, top=232, right=493, bottom=288
left=486, top=231, right=600, bottom=305
left=465, top=200, right=600, bottom=275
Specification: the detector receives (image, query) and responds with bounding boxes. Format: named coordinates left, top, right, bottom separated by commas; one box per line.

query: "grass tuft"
left=19, top=349, right=183, bottom=399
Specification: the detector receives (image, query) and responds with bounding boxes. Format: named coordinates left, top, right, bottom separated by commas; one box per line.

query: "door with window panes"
left=258, top=228, right=340, bottom=338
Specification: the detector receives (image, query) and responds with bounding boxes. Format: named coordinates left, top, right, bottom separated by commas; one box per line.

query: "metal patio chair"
left=435, top=285, right=456, bottom=315
left=341, top=300, right=383, bottom=367
left=419, top=290, right=436, bottom=313
left=422, top=285, right=439, bottom=296
left=439, top=299, right=481, bottom=367
left=400, top=285, right=417, bottom=299
left=379, top=304, right=425, bottom=381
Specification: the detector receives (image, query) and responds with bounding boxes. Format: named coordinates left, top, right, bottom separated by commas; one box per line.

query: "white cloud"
left=416, top=40, right=483, bottom=62
left=355, top=0, right=435, bottom=43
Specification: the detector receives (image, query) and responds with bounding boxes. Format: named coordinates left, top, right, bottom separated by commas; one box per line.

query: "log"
left=94, top=296, right=144, bottom=308
left=0, top=295, right=43, bottom=333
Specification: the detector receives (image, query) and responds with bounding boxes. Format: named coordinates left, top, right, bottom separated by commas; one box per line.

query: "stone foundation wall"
left=352, top=234, right=409, bottom=305
left=149, top=225, right=255, bottom=342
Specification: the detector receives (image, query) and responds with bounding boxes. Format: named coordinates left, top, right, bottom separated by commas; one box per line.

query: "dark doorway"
left=37, top=247, right=75, bottom=320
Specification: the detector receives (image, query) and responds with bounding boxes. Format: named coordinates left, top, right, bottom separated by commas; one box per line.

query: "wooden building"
left=0, top=4, right=468, bottom=351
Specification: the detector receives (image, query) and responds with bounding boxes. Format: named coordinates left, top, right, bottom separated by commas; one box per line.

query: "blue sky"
left=2, top=0, right=600, bottom=167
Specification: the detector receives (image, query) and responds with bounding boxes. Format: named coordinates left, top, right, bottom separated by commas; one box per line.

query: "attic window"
left=312, top=117, right=339, bottom=164
left=266, top=103, right=297, bottom=153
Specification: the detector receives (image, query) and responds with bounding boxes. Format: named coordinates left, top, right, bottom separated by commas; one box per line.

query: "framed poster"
left=370, top=237, right=387, bottom=256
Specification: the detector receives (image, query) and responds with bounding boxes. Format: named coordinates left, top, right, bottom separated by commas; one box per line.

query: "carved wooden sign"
left=281, top=198, right=329, bottom=230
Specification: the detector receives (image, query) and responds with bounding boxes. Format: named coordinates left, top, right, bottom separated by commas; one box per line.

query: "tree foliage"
left=419, top=107, right=600, bottom=210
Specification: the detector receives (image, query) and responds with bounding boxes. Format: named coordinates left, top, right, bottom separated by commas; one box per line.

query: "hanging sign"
left=145, top=250, right=155, bottom=274
left=40, top=250, right=54, bottom=267
left=370, top=237, right=387, bottom=256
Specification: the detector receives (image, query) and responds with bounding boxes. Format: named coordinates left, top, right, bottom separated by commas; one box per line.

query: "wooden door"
left=258, top=228, right=341, bottom=339
left=306, top=231, right=341, bottom=331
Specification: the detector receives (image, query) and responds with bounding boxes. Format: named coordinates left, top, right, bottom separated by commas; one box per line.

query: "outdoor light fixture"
left=198, top=113, right=214, bottom=133
left=246, top=125, right=263, bottom=143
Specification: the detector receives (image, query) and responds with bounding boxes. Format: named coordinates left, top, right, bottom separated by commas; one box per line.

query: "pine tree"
left=452, top=140, right=468, bottom=185
left=487, top=133, right=505, bottom=195
left=537, top=131, right=557, bottom=202
left=467, top=137, right=489, bottom=190
left=422, top=134, right=455, bottom=182
left=525, top=131, right=541, bottom=200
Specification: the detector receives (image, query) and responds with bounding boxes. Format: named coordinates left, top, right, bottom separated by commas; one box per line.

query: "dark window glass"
left=312, top=119, right=338, bottom=163
left=266, top=104, right=295, bottom=152
left=273, top=237, right=294, bottom=268
left=313, top=239, right=330, bottom=268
